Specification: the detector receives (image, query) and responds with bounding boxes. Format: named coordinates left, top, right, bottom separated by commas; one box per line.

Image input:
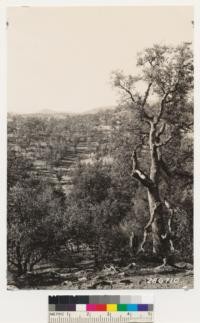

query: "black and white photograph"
left=7, top=5, right=193, bottom=290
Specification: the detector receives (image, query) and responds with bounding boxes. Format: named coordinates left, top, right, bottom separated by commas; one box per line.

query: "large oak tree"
left=112, top=43, right=193, bottom=264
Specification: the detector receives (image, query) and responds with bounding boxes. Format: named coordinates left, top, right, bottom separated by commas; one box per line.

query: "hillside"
left=7, top=107, right=193, bottom=289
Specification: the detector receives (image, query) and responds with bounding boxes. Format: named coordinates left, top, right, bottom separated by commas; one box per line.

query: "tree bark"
left=148, top=121, right=166, bottom=257
left=132, top=119, right=172, bottom=262
left=147, top=189, right=166, bottom=256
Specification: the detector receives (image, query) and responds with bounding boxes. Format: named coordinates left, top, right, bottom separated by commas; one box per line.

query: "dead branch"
left=156, top=122, right=166, bottom=138
left=155, top=135, right=172, bottom=147
left=156, top=91, right=170, bottom=123
left=139, top=83, right=153, bottom=121
left=141, top=83, right=152, bottom=108
left=138, top=201, right=161, bottom=253
left=164, top=200, right=175, bottom=252
left=118, top=82, right=135, bottom=103
left=131, top=150, right=153, bottom=188
left=118, top=80, right=153, bottom=122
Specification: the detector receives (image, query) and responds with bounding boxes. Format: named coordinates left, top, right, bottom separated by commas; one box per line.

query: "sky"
left=7, top=6, right=193, bottom=114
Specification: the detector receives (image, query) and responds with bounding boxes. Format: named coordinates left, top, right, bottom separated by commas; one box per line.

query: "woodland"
left=7, top=43, right=193, bottom=289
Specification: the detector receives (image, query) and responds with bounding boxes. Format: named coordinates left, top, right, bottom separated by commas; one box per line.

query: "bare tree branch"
left=140, top=83, right=153, bottom=121
left=141, top=83, right=152, bottom=108
left=160, top=82, right=179, bottom=105
left=156, top=122, right=166, bottom=138
left=156, top=92, right=169, bottom=123
left=158, top=157, right=171, bottom=177
left=118, top=82, right=135, bottom=103
left=131, top=150, right=153, bottom=187
left=178, top=121, right=193, bottom=131
left=138, top=201, right=161, bottom=253
left=164, top=200, right=175, bottom=252
left=155, top=135, right=173, bottom=147
left=118, top=79, right=153, bottom=122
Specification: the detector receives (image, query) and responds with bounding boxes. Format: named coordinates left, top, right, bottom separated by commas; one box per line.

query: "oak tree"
left=112, top=43, right=193, bottom=264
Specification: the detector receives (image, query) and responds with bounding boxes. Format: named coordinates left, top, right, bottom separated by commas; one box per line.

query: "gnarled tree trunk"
left=132, top=119, right=173, bottom=263
left=148, top=121, right=166, bottom=257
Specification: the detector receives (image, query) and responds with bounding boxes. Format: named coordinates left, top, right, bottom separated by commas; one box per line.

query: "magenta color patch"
left=86, top=304, right=97, bottom=311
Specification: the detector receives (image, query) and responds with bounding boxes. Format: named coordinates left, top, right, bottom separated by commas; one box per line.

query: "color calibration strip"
left=48, top=295, right=154, bottom=322
left=49, top=303, right=153, bottom=312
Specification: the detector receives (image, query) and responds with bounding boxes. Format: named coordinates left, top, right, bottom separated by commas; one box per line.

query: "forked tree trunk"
left=147, top=189, right=166, bottom=256
left=132, top=120, right=172, bottom=263
left=148, top=122, right=167, bottom=258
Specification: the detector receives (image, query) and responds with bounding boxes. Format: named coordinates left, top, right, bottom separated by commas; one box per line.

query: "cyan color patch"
left=127, top=304, right=138, bottom=311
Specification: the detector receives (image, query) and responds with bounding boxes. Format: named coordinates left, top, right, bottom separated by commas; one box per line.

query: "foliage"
left=111, top=43, right=193, bottom=260
left=7, top=43, right=193, bottom=283
left=7, top=178, right=65, bottom=275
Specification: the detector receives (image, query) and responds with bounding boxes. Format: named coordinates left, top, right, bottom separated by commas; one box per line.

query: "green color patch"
left=117, top=304, right=127, bottom=311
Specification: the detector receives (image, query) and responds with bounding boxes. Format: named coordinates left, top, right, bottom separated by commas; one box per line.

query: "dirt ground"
left=7, top=263, right=193, bottom=290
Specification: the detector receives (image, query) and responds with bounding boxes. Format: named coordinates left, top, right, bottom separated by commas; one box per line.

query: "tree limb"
left=131, top=150, right=153, bottom=188
left=156, top=122, right=166, bottom=138
left=158, top=157, right=171, bottom=177
left=164, top=200, right=175, bottom=252
left=139, top=83, right=153, bottom=121
left=118, top=80, right=153, bottom=122
left=156, top=92, right=169, bottom=123
left=118, top=82, right=135, bottom=104
left=158, top=82, right=179, bottom=108
left=141, top=83, right=152, bottom=108
left=178, top=121, right=193, bottom=131
left=155, top=135, right=172, bottom=147
left=138, top=201, right=161, bottom=253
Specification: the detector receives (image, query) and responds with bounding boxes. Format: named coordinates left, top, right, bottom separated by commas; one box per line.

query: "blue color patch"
left=127, top=304, right=138, bottom=311
left=138, top=304, right=149, bottom=311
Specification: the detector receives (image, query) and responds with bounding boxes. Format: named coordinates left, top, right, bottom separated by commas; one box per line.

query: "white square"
left=76, top=304, right=86, bottom=312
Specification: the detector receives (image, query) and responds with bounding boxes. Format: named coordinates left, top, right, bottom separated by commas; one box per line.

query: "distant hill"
left=37, top=109, right=58, bottom=114
left=81, top=106, right=116, bottom=114
left=8, top=106, right=117, bottom=116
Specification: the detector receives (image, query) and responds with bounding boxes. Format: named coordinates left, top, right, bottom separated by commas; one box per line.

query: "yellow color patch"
left=107, top=304, right=117, bottom=312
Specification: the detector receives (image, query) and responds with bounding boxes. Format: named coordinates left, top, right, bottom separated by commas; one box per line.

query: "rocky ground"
left=8, top=262, right=193, bottom=290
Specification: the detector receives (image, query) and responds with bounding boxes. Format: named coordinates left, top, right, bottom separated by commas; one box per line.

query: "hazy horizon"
left=8, top=105, right=116, bottom=115
left=7, top=6, right=193, bottom=114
